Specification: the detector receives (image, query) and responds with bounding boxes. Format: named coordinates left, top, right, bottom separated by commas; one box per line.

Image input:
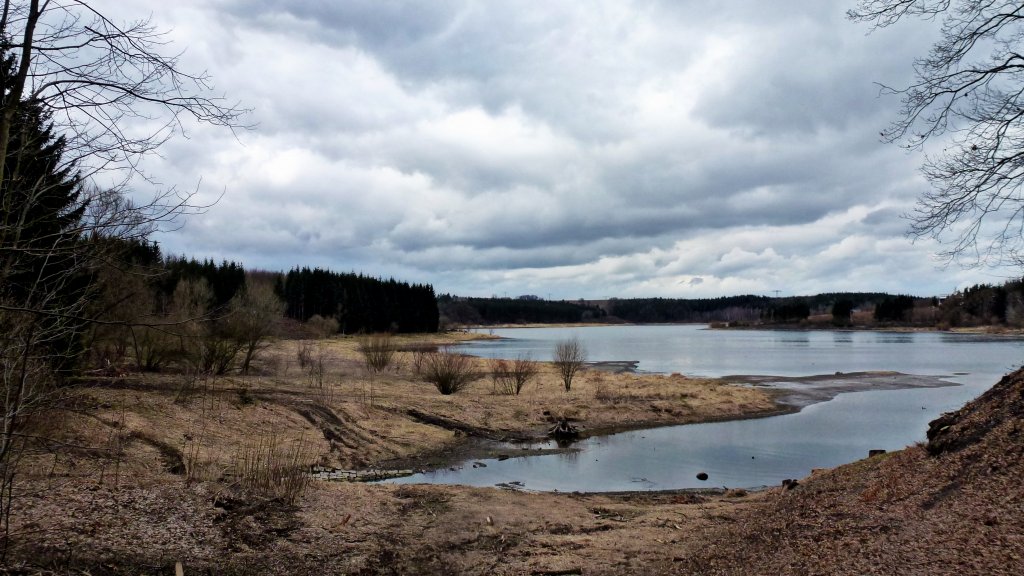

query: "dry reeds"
left=358, top=333, right=396, bottom=374
left=234, top=433, right=311, bottom=504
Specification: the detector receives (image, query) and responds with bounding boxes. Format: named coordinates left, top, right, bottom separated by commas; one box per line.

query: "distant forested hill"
left=438, top=295, right=605, bottom=326
left=279, top=267, right=439, bottom=334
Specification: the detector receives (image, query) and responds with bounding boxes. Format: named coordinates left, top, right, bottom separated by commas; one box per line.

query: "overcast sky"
left=88, top=0, right=1018, bottom=299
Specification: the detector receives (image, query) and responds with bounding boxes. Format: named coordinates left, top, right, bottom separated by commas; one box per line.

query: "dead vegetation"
left=672, top=367, right=1024, bottom=575
left=489, top=355, right=539, bottom=396
left=14, top=333, right=1019, bottom=574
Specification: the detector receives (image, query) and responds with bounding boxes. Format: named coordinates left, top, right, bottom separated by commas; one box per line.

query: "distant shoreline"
left=455, top=321, right=1024, bottom=336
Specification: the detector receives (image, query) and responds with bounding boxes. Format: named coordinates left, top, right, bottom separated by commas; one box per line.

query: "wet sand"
left=725, top=371, right=959, bottom=408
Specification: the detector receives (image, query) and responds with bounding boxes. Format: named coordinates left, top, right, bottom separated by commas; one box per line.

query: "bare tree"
left=0, top=0, right=247, bottom=559
left=553, top=337, right=586, bottom=392
left=1, top=0, right=248, bottom=188
left=850, top=1, right=1024, bottom=266
left=228, top=281, right=285, bottom=375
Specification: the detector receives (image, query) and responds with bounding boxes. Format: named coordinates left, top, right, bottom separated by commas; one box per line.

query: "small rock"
left=782, top=478, right=799, bottom=490
left=472, top=461, right=487, bottom=468
left=696, top=472, right=709, bottom=481
left=868, top=449, right=887, bottom=457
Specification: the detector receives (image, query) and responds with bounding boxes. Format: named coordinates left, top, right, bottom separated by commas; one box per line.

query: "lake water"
left=386, top=325, right=1024, bottom=492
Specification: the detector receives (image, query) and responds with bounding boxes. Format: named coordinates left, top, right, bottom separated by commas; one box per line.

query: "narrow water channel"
left=384, top=326, right=1024, bottom=491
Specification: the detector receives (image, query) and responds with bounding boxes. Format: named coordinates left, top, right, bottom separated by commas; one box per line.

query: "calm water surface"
left=387, top=325, right=1024, bottom=491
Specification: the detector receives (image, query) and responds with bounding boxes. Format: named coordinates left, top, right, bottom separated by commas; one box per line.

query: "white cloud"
left=78, top=0, right=1011, bottom=299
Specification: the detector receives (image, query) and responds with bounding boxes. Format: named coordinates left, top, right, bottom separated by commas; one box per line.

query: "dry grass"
left=5, top=334, right=1021, bottom=575
left=0, top=332, right=827, bottom=575
left=234, top=433, right=312, bottom=504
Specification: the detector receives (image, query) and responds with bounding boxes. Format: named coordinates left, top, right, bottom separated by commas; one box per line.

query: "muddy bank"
left=7, top=333, right=1019, bottom=575
left=726, top=370, right=959, bottom=408
left=364, top=371, right=957, bottom=476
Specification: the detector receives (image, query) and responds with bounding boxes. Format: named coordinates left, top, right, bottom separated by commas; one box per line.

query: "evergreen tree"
left=1, top=46, right=87, bottom=370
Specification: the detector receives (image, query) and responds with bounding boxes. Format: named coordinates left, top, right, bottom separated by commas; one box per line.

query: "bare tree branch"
left=851, top=0, right=1024, bottom=266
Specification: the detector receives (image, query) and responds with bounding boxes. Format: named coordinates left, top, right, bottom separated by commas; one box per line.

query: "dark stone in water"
left=696, top=472, right=709, bottom=481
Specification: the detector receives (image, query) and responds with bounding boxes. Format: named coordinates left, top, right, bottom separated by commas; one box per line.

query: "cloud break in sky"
left=87, top=0, right=1019, bottom=299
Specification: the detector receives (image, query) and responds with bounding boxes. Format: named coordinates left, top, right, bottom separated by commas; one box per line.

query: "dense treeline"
left=436, top=292, right=974, bottom=328
left=607, top=295, right=771, bottom=323
left=162, top=256, right=247, bottom=309
left=874, top=295, right=918, bottom=322
left=937, top=279, right=1024, bottom=327
left=763, top=300, right=812, bottom=324
left=438, top=295, right=605, bottom=326
left=279, top=267, right=439, bottom=334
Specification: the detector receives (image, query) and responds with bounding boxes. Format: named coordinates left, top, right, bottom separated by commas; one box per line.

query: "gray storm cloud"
left=99, top=0, right=998, bottom=298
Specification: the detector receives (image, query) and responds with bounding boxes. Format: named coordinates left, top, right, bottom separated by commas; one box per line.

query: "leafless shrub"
left=174, top=366, right=207, bottom=404
left=296, top=341, right=315, bottom=368
left=197, top=334, right=242, bottom=376
left=315, top=380, right=337, bottom=407
left=399, top=343, right=438, bottom=375
left=129, top=324, right=177, bottom=372
left=305, top=346, right=327, bottom=389
left=422, top=347, right=481, bottom=395
left=411, top=351, right=427, bottom=375
left=490, top=354, right=538, bottom=395
left=306, top=314, right=339, bottom=339
left=592, top=374, right=612, bottom=402
left=553, top=336, right=587, bottom=392
left=358, top=334, right=397, bottom=374
left=234, top=434, right=311, bottom=504
left=261, top=355, right=284, bottom=376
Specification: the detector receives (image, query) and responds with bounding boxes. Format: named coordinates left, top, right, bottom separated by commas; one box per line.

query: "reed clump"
left=234, top=433, right=311, bottom=504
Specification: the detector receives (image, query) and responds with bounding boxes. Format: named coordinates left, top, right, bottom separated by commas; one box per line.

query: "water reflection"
left=392, top=325, right=1024, bottom=492
left=833, top=332, right=853, bottom=344
left=557, top=448, right=580, bottom=464
left=877, top=334, right=915, bottom=344
left=461, top=324, right=1024, bottom=379
left=387, top=383, right=986, bottom=492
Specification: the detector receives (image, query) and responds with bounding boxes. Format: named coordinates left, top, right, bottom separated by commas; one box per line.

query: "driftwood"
left=406, top=408, right=502, bottom=439
left=547, top=418, right=579, bottom=439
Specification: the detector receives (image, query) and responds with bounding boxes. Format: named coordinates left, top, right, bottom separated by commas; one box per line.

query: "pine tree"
left=1, top=46, right=88, bottom=371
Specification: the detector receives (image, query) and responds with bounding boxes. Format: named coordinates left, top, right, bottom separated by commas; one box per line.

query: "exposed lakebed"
left=384, top=325, right=1024, bottom=492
